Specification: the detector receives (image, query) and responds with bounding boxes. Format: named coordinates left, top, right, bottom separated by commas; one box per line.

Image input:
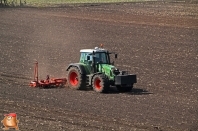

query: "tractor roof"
left=80, top=47, right=108, bottom=53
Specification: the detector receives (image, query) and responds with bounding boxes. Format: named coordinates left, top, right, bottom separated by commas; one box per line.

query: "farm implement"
left=29, top=61, right=67, bottom=88
left=30, top=45, right=137, bottom=92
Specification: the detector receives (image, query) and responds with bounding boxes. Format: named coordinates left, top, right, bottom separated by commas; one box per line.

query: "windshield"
left=94, top=52, right=109, bottom=64
left=80, top=52, right=110, bottom=64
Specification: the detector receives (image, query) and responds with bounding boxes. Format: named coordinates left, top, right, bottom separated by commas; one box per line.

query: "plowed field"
left=0, top=1, right=197, bottom=131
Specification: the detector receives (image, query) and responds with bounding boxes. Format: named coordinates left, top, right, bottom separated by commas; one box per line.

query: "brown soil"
left=0, top=1, right=197, bottom=131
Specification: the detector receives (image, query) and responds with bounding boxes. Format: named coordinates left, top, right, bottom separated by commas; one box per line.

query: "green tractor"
left=66, top=46, right=137, bottom=93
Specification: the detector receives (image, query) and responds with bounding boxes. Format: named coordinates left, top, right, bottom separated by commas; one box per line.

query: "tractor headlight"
left=111, top=68, right=120, bottom=75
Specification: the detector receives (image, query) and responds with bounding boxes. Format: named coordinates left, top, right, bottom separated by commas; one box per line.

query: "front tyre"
left=67, top=67, right=86, bottom=90
left=92, top=74, right=109, bottom=93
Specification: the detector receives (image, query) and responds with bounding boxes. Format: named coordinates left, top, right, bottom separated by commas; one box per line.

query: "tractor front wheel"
left=92, top=74, right=109, bottom=93
left=67, top=67, right=86, bottom=90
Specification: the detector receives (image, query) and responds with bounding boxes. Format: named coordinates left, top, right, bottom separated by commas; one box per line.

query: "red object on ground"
left=4, top=113, right=17, bottom=117
left=29, top=61, right=67, bottom=88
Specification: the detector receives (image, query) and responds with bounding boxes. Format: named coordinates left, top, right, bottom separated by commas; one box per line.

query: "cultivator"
left=29, top=61, right=67, bottom=88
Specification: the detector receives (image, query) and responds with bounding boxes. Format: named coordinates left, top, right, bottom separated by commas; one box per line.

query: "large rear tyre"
left=92, top=74, right=109, bottom=93
left=116, top=85, right=133, bottom=92
left=67, top=67, right=86, bottom=90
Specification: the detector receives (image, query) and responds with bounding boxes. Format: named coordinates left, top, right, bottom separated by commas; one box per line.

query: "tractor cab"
left=80, top=47, right=110, bottom=65
left=79, top=47, right=120, bottom=82
left=79, top=47, right=119, bottom=75
left=80, top=47, right=112, bottom=73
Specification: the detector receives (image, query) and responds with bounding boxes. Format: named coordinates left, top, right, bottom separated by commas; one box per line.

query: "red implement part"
left=29, top=61, right=67, bottom=88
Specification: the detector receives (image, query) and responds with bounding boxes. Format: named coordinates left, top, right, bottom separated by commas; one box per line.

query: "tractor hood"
left=99, top=64, right=115, bottom=71
left=98, top=64, right=118, bottom=78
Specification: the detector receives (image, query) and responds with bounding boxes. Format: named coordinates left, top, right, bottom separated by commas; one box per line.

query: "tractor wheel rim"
left=69, top=72, right=78, bottom=86
left=94, top=78, right=101, bottom=90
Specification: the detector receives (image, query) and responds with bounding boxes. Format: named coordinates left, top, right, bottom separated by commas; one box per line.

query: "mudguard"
left=66, top=63, right=87, bottom=75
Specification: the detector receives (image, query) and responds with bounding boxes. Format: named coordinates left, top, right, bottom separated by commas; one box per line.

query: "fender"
left=66, top=63, right=87, bottom=75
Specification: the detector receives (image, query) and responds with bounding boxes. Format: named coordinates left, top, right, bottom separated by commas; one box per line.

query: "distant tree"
left=0, top=0, right=7, bottom=6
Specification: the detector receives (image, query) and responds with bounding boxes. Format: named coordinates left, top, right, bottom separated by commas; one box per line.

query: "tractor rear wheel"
left=67, top=67, right=86, bottom=90
left=116, top=85, right=133, bottom=92
left=92, top=74, right=109, bottom=93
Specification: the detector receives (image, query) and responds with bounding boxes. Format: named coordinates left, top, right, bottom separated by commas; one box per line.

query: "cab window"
left=95, top=52, right=109, bottom=64
left=80, top=52, right=92, bottom=63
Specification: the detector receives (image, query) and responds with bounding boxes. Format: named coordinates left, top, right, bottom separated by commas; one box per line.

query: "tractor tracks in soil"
left=15, top=7, right=198, bottom=29
left=0, top=71, right=31, bottom=86
left=0, top=95, right=170, bottom=131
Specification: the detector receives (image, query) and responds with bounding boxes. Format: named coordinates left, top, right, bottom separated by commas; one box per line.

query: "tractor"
left=66, top=46, right=137, bottom=93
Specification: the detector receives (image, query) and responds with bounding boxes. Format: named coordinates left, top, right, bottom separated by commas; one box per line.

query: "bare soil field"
left=0, top=1, right=198, bottom=131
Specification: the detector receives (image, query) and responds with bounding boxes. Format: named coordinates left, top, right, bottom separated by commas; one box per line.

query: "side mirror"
left=115, top=54, right=118, bottom=59
left=87, top=56, right=90, bottom=60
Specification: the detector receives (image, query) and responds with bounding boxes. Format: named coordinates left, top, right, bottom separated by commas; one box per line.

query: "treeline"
left=0, top=0, right=25, bottom=6
left=0, top=0, right=7, bottom=6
